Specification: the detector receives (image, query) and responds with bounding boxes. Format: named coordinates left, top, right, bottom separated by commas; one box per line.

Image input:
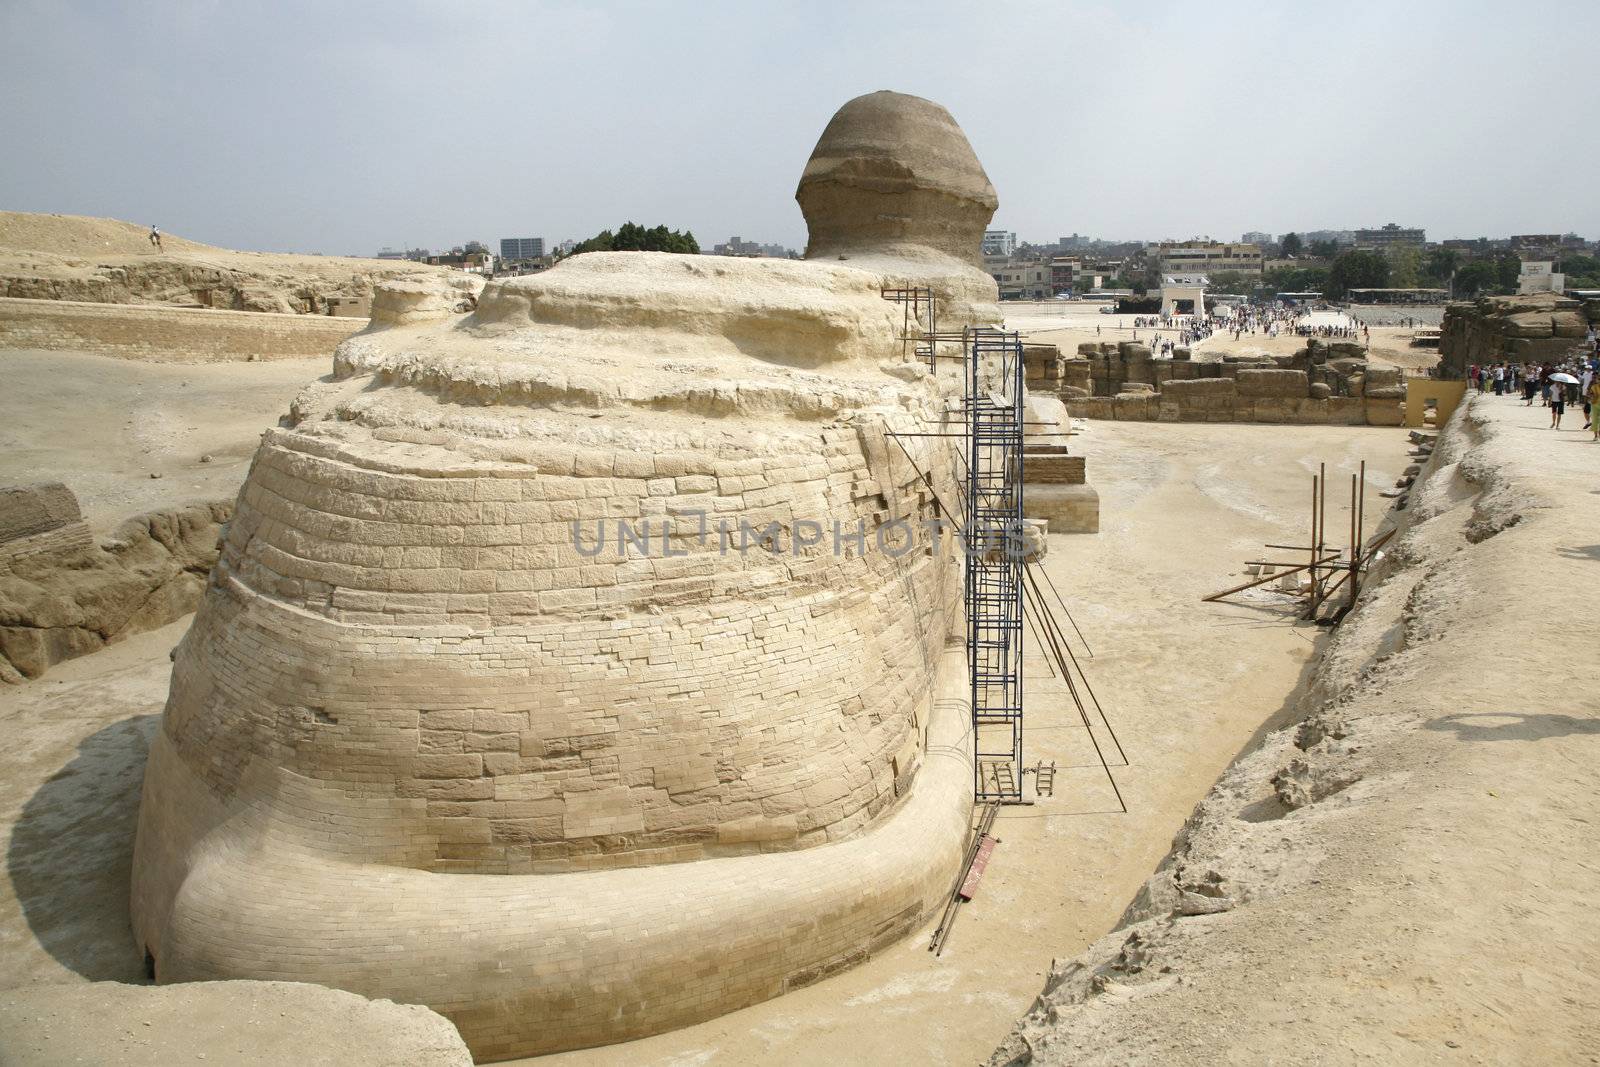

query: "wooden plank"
left=959, top=834, right=998, bottom=901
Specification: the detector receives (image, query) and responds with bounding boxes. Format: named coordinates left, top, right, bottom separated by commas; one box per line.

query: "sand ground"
left=991, top=394, right=1600, bottom=1064
left=0, top=348, right=1412, bottom=1063
left=0, top=349, right=322, bottom=531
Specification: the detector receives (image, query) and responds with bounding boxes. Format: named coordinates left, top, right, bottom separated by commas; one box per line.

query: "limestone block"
left=1309, top=382, right=1331, bottom=400
left=1503, top=311, right=1554, bottom=338
left=1171, top=346, right=1191, bottom=361
left=1022, top=449, right=1086, bottom=485
left=1024, top=483, right=1098, bottom=533
left=0, top=482, right=81, bottom=544
left=1235, top=368, right=1308, bottom=399
left=1364, top=366, right=1403, bottom=391
left=1552, top=310, right=1587, bottom=338
left=1365, top=397, right=1404, bottom=425
left=1112, top=395, right=1152, bottom=419
left=1161, top=378, right=1237, bottom=399
left=1328, top=396, right=1367, bottom=425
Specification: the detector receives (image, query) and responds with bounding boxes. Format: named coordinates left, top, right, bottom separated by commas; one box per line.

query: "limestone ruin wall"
left=0, top=297, right=368, bottom=362
left=1436, top=290, right=1598, bottom=378
left=1047, top=338, right=1406, bottom=426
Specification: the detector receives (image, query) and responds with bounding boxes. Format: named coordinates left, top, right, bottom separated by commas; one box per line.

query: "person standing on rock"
left=148, top=225, right=162, bottom=252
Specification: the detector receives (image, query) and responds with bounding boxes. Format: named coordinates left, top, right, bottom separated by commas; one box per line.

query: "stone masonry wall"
left=1056, top=338, right=1404, bottom=426
left=1437, top=290, right=1598, bottom=378
left=0, top=296, right=365, bottom=361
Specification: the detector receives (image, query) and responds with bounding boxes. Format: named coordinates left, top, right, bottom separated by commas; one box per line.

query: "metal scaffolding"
left=963, top=327, right=1026, bottom=803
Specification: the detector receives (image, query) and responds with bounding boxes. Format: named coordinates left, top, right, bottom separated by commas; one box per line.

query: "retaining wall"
left=0, top=296, right=365, bottom=361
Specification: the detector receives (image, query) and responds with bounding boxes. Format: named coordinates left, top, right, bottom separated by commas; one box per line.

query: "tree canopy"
left=567, top=222, right=700, bottom=257
left=1279, top=232, right=1303, bottom=256
left=1325, top=249, right=1390, bottom=298
left=1452, top=254, right=1522, bottom=298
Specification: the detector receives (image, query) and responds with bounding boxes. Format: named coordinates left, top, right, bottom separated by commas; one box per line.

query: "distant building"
left=326, top=294, right=372, bottom=318
left=1517, top=261, right=1564, bottom=294
left=500, top=237, right=545, bottom=261
left=1241, top=231, right=1274, bottom=246
left=1155, top=241, right=1264, bottom=276
left=982, top=230, right=1018, bottom=257
left=989, top=260, right=1049, bottom=300
left=375, top=247, right=405, bottom=260
left=425, top=250, right=495, bottom=274
left=713, top=236, right=763, bottom=256
left=1354, top=224, right=1425, bottom=249
left=1049, top=256, right=1081, bottom=295
left=1159, top=274, right=1208, bottom=316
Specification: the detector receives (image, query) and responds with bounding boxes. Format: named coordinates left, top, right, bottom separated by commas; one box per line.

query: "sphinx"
left=131, top=90, right=1001, bottom=1060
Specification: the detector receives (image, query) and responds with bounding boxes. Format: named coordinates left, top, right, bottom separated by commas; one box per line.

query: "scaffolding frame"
left=964, top=327, right=1026, bottom=803
left=880, top=286, right=940, bottom=369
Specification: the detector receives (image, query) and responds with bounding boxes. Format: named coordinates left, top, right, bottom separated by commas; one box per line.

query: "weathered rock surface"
left=0, top=212, right=450, bottom=315
left=1437, top=290, right=1595, bottom=376
left=0, top=980, right=471, bottom=1066
left=989, top=395, right=1600, bottom=1064
left=0, top=483, right=229, bottom=682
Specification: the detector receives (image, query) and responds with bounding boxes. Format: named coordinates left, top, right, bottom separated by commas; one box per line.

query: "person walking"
left=1587, top=374, right=1600, bottom=440
left=1550, top=378, right=1566, bottom=429
left=148, top=225, right=162, bottom=252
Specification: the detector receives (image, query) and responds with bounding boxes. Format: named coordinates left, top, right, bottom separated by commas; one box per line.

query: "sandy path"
left=0, top=420, right=1413, bottom=1064
left=991, top=395, right=1600, bottom=1064
left=0, top=349, right=323, bottom=531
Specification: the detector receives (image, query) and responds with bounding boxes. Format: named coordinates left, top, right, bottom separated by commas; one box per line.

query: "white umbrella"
left=1549, top=372, right=1580, bottom=384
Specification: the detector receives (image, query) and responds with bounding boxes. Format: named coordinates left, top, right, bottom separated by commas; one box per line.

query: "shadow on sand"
left=6, top=713, right=158, bottom=982
left=1424, top=712, right=1600, bottom=743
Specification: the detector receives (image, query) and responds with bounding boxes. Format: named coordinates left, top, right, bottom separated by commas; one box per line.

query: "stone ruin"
left=0, top=482, right=229, bottom=682
left=1437, top=289, right=1599, bottom=378
left=129, top=91, right=1043, bottom=1061
left=1034, top=338, right=1406, bottom=426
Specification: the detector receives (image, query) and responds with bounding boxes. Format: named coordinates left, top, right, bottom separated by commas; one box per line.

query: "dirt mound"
left=0, top=212, right=217, bottom=257
left=0, top=211, right=447, bottom=314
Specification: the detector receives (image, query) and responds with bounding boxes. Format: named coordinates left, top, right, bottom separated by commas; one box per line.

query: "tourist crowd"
left=1468, top=330, right=1600, bottom=438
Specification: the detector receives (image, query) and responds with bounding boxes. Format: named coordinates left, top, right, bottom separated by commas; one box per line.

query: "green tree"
left=1325, top=249, right=1390, bottom=299
left=1262, top=266, right=1329, bottom=295
left=1280, top=232, right=1303, bottom=256
left=1422, top=249, right=1461, bottom=287
left=1452, top=261, right=1499, bottom=297
left=1559, top=254, right=1600, bottom=288
left=1386, top=245, right=1421, bottom=289
left=1308, top=239, right=1339, bottom=259
left=1494, top=254, right=1520, bottom=292
left=569, top=221, right=700, bottom=256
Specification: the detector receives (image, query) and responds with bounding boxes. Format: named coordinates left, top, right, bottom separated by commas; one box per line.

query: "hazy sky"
left=3, top=0, right=1596, bottom=255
